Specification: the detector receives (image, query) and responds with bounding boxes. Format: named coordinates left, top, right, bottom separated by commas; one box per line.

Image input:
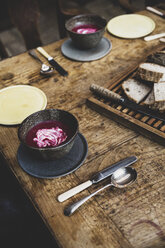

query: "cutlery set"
left=144, top=33, right=165, bottom=42
left=37, top=47, right=68, bottom=76
left=29, top=47, right=68, bottom=77
left=58, top=156, right=138, bottom=216
left=146, top=6, right=165, bottom=19
left=64, top=167, right=137, bottom=216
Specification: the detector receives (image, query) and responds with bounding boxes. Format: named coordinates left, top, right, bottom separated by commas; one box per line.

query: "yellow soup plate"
left=0, top=85, right=47, bottom=125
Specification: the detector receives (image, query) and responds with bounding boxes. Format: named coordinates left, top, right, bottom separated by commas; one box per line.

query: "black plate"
left=61, top=37, right=112, bottom=62
left=17, top=133, right=88, bottom=179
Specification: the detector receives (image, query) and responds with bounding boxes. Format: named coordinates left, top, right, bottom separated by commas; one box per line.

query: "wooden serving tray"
left=87, top=47, right=165, bottom=146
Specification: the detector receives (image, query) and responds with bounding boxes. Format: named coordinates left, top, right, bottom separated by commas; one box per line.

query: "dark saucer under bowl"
left=61, top=37, right=112, bottom=62
left=17, top=133, right=88, bottom=179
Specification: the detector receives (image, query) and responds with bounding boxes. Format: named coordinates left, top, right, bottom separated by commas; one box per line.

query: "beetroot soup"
left=72, top=24, right=100, bottom=34
left=26, top=121, right=70, bottom=148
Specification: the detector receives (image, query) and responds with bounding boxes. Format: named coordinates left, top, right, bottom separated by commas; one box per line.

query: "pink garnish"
left=76, top=28, right=97, bottom=34
left=33, top=127, right=67, bottom=148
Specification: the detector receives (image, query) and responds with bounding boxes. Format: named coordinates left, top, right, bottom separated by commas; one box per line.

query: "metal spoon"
left=64, top=167, right=137, bottom=216
left=28, top=49, right=54, bottom=75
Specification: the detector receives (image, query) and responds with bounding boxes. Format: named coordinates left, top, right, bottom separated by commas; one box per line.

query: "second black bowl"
left=65, top=14, right=107, bottom=49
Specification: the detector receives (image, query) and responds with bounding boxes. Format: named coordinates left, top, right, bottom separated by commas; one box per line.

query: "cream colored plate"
left=0, top=85, right=47, bottom=125
left=107, top=14, right=155, bottom=39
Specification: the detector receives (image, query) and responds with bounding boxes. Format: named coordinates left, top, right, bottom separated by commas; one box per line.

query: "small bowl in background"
left=18, top=109, right=79, bottom=161
left=65, top=14, right=107, bottom=49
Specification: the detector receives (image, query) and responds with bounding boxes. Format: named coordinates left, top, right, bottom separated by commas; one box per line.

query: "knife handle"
left=90, top=83, right=122, bottom=102
left=160, top=38, right=165, bottom=43
left=37, top=47, right=50, bottom=59
left=144, top=33, right=165, bottom=41
left=48, top=57, right=68, bottom=76
left=57, top=180, right=92, bottom=202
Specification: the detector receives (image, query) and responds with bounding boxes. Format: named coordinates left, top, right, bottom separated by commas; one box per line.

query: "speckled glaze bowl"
left=18, top=109, right=79, bottom=161
left=65, top=14, right=107, bottom=49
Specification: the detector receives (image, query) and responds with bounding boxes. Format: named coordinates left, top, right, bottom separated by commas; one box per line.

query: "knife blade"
left=90, top=84, right=165, bottom=122
left=37, top=47, right=68, bottom=76
left=57, top=155, right=137, bottom=202
left=146, top=6, right=165, bottom=19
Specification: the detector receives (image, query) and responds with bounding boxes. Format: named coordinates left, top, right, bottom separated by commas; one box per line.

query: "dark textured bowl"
left=65, top=14, right=107, bottom=49
left=18, top=109, right=79, bottom=161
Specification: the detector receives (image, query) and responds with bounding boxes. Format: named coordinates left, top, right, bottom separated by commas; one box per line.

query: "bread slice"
left=142, top=83, right=165, bottom=112
left=143, top=89, right=155, bottom=105
left=138, top=63, right=165, bottom=83
left=154, top=82, right=165, bottom=102
left=122, top=78, right=152, bottom=104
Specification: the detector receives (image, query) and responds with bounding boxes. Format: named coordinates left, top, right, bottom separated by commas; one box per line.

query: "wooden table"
left=0, top=10, right=165, bottom=248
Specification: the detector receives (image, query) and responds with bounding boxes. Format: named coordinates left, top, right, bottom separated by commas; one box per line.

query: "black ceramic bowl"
left=18, top=109, right=79, bottom=161
left=65, top=14, right=107, bottom=49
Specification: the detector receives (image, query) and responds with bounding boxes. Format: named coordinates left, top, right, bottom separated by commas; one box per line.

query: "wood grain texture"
left=0, top=10, right=165, bottom=248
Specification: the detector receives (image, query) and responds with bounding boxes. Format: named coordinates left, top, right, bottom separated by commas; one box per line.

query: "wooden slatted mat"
left=87, top=46, right=165, bottom=146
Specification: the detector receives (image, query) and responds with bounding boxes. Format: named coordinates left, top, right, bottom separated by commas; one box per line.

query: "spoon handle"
left=64, top=183, right=112, bottom=216
left=28, top=49, right=43, bottom=64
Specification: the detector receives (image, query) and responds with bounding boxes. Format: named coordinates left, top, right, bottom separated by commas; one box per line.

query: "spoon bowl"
left=111, top=167, right=137, bottom=188
left=64, top=167, right=137, bottom=216
left=40, top=63, right=54, bottom=75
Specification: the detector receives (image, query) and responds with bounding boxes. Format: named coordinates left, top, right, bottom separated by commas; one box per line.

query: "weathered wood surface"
left=0, top=10, right=165, bottom=248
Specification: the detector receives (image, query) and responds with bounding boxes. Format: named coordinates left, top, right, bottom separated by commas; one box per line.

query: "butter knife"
left=57, top=156, right=137, bottom=202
